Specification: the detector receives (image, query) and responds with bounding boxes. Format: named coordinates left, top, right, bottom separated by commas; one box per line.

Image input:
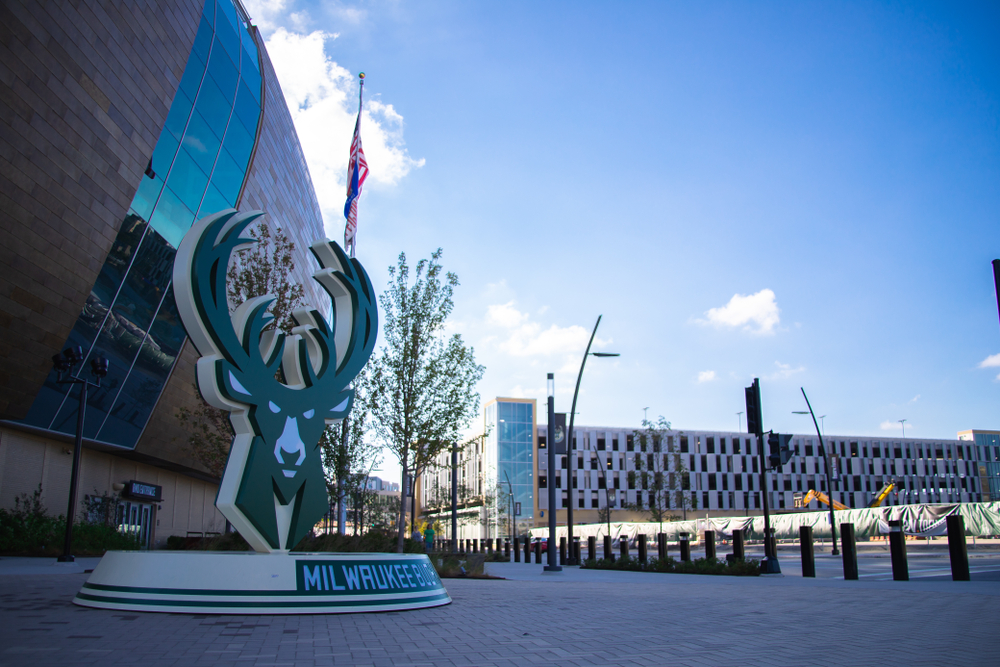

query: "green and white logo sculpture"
left=73, top=209, right=450, bottom=614
left=173, top=209, right=377, bottom=553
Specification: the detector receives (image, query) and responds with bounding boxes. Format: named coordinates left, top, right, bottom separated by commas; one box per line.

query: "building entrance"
left=117, top=501, right=154, bottom=549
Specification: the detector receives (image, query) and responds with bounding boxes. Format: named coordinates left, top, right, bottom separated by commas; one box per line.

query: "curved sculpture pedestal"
left=73, top=551, right=451, bottom=614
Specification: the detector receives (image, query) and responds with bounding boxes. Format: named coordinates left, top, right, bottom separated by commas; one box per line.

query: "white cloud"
left=243, top=0, right=290, bottom=34
left=979, top=353, right=1000, bottom=368
left=766, top=361, right=805, bottom=380
left=909, top=394, right=920, bottom=403
left=698, top=289, right=780, bottom=335
left=488, top=301, right=604, bottom=358
left=697, top=370, right=716, bottom=383
left=261, top=28, right=424, bottom=238
left=880, top=420, right=912, bottom=432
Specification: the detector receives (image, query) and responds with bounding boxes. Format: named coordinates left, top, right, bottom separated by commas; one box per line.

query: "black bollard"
left=560, top=537, right=567, bottom=565
left=733, top=529, right=745, bottom=560
left=487, top=538, right=493, bottom=553
left=767, top=528, right=777, bottom=560
left=573, top=538, right=581, bottom=564
left=799, top=525, right=815, bottom=578
left=704, top=530, right=716, bottom=560
left=534, top=540, right=541, bottom=564
left=638, top=534, right=648, bottom=563
left=524, top=538, right=531, bottom=564
left=604, top=535, right=613, bottom=562
left=474, top=539, right=479, bottom=553
left=620, top=536, right=629, bottom=561
left=451, top=538, right=457, bottom=553
left=841, top=523, right=858, bottom=580
left=946, top=515, right=970, bottom=581
left=679, top=532, right=691, bottom=562
left=888, top=519, right=908, bottom=581
left=588, top=536, right=597, bottom=562
left=657, top=533, right=666, bottom=560
left=505, top=539, right=510, bottom=559
left=513, top=537, right=521, bottom=562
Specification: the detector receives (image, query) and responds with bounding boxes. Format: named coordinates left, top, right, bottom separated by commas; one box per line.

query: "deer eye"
left=268, top=401, right=281, bottom=413
left=303, top=409, right=315, bottom=419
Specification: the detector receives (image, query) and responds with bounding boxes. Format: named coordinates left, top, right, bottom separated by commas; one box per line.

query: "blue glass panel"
left=241, top=38, right=259, bottom=71
left=198, top=182, right=231, bottom=217
left=517, top=402, right=529, bottom=423
left=499, top=402, right=514, bottom=422
left=96, top=285, right=185, bottom=447
left=149, top=186, right=194, bottom=249
left=222, top=118, right=254, bottom=171
left=151, top=129, right=179, bottom=178
left=50, top=228, right=175, bottom=437
left=130, top=173, right=163, bottom=222
left=181, top=109, right=221, bottom=175
left=207, top=39, right=239, bottom=100
left=165, top=148, right=209, bottom=213
left=192, top=18, right=213, bottom=62
left=214, top=5, right=241, bottom=63
left=163, top=89, right=193, bottom=141
left=202, top=0, right=215, bottom=24
left=209, top=147, right=243, bottom=203
left=240, top=60, right=262, bottom=102
left=19, top=216, right=149, bottom=431
left=178, top=52, right=205, bottom=103
left=498, top=441, right=513, bottom=463
left=217, top=0, right=238, bottom=30
left=195, top=76, right=232, bottom=140
left=233, top=83, right=260, bottom=134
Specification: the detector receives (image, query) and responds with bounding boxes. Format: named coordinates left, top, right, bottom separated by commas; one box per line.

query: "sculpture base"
left=73, top=551, right=451, bottom=615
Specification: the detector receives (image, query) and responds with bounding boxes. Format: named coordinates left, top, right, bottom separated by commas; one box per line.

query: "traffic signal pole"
left=746, top=378, right=780, bottom=574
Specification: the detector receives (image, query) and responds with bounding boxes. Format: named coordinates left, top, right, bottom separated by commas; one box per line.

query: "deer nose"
left=274, top=416, right=307, bottom=476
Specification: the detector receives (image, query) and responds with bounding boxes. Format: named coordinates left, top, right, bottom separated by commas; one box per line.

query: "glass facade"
left=486, top=400, right=535, bottom=536
left=20, top=0, right=262, bottom=449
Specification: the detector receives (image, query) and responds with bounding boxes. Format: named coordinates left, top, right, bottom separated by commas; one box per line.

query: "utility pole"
left=745, top=378, right=779, bottom=574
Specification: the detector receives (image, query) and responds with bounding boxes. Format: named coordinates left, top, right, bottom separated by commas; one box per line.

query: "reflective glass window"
left=214, top=5, right=241, bottom=63
left=151, top=130, right=180, bottom=178
left=150, top=187, right=194, bottom=249
left=207, top=39, right=239, bottom=100
left=241, top=39, right=258, bottom=70
left=163, top=89, right=193, bottom=142
left=210, top=147, right=244, bottom=203
left=130, top=173, right=163, bottom=222
left=196, top=76, right=232, bottom=139
left=222, top=111, right=255, bottom=167
left=241, top=59, right=262, bottom=102
left=166, top=148, right=209, bottom=213
left=202, top=0, right=215, bottom=23
left=178, top=52, right=206, bottom=103
left=234, top=83, right=260, bottom=133
left=180, top=110, right=221, bottom=175
left=197, top=182, right=230, bottom=218
left=192, top=18, right=213, bottom=62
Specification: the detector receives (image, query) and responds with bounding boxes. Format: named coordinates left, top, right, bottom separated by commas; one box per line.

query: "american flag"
left=343, top=106, right=368, bottom=256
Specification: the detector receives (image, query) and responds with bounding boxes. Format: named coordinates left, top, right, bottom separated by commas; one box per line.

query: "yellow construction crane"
left=867, top=479, right=897, bottom=508
left=800, top=488, right=849, bottom=511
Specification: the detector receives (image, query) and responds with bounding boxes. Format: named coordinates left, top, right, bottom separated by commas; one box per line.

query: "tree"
left=177, top=222, right=306, bottom=478
left=366, top=249, right=485, bottom=552
left=318, top=378, right=381, bottom=535
left=627, top=416, right=679, bottom=535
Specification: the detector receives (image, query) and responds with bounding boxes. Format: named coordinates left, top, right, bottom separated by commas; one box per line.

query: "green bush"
left=431, top=553, right=486, bottom=577
left=581, top=555, right=760, bottom=577
left=0, top=486, right=140, bottom=556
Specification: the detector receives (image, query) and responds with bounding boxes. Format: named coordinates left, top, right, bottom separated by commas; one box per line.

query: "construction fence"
left=529, top=502, right=1000, bottom=544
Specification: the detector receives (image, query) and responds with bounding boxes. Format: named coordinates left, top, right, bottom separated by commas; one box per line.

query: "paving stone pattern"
left=1, top=568, right=997, bottom=667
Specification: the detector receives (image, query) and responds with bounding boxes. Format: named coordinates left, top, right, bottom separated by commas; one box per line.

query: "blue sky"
left=245, top=1, right=999, bottom=479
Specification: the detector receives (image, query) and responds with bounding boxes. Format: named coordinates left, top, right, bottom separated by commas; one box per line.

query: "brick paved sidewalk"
left=1, top=566, right=997, bottom=667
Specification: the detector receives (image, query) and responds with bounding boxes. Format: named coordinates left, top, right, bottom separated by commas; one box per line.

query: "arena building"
left=0, top=0, right=328, bottom=547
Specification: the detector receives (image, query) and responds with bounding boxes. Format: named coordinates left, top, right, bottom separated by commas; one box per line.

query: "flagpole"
left=350, top=72, right=364, bottom=258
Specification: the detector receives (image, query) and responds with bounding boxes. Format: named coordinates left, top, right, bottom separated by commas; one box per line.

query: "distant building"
left=365, top=476, right=400, bottom=494
left=957, top=430, right=1000, bottom=501
left=419, top=397, right=993, bottom=539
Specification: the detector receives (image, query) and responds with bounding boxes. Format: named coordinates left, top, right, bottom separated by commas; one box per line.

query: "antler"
left=173, top=209, right=377, bottom=416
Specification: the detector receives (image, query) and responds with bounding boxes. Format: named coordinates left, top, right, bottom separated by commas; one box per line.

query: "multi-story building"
left=0, top=0, right=328, bottom=547
left=958, top=430, right=1000, bottom=501
left=419, top=397, right=993, bottom=538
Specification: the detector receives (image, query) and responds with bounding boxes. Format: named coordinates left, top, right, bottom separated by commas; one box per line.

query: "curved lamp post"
left=565, top=315, right=619, bottom=565
left=793, top=388, right=838, bottom=555
left=52, top=346, right=109, bottom=562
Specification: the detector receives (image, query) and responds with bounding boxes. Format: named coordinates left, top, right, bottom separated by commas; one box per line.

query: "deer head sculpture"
left=173, top=209, right=377, bottom=552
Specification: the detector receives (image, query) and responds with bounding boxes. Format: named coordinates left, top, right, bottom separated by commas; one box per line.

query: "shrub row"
left=168, top=528, right=425, bottom=554
left=581, top=555, right=761, bottom=576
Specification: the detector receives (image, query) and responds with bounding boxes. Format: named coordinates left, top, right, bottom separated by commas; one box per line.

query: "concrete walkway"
left=0, top=556, right=996, bottom=666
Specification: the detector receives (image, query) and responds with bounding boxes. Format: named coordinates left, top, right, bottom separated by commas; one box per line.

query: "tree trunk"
left=396, top=459, right=408, bottom=553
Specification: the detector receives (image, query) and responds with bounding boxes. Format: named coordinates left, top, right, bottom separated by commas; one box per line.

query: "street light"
left=51, top=347, right=109, bottom=563
left=898, top=419, right=907, bottom=438
left=565, top=315, right=620, bottom=565
left=793, top=391, right=839, bottom=555
left=545, top=373, right=561, bottom=571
